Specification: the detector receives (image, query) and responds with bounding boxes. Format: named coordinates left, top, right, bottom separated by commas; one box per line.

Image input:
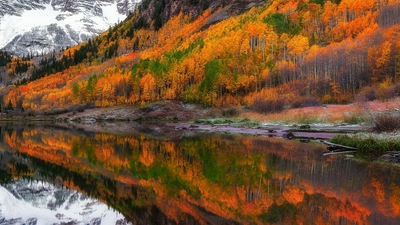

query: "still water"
left=0, top=122, right=399, bottom=224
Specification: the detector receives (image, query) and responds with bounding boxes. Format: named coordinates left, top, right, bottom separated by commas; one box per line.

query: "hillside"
left=2, top=0, right=400, bottom=114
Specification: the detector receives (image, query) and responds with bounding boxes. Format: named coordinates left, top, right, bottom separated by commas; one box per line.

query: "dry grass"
left=241, top=105, right=363, bottom=124
left=240, top=98, right=400, bottom=125
left=372, top=113, right=400, bottom=132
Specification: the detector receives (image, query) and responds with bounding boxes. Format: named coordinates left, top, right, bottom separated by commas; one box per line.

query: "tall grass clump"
left=372, top=113, right=400, bottom=133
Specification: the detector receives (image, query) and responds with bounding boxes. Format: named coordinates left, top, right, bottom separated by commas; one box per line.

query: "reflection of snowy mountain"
left=0, top=0, right=140, bottom=56
left=0, top=179, right=132, bottom=225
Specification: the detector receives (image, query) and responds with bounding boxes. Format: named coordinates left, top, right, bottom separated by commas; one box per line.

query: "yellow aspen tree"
left=140, top=74, right=156, bottom=102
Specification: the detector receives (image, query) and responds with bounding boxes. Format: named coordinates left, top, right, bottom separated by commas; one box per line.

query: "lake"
left=0, top=122, right=399, bottom=224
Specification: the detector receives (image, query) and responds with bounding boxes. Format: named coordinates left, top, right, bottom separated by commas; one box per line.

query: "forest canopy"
left=4, top=0, right=400, bottom=112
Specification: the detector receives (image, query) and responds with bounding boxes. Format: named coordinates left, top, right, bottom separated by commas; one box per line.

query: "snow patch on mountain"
left=0, top=179, right=132, bottom=225
left=0, top=4, right=58, bottom=48
left=0, top=0, right=140, bottom=56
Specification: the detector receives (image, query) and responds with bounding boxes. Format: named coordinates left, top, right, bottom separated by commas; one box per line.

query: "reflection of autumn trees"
left=2, top=126, right=400, bottom=224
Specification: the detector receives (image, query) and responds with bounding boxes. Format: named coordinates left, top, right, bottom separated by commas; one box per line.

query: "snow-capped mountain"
left=0, top=179, right=132, bottom=225
left=0, top=0, right=140, bottom=57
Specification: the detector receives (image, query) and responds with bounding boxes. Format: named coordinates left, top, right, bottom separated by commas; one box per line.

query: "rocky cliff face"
left=0, top=0, right=140, bottom=56
left=135, top=0, right=263, bottom=30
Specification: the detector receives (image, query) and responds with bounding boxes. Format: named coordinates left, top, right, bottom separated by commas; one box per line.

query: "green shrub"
left=331, top=134, right=400, bottom=160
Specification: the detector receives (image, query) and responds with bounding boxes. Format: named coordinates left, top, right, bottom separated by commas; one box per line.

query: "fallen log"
left=321, top=141, right=357, bottom=150
left=323, top=151, right=357, bottom=156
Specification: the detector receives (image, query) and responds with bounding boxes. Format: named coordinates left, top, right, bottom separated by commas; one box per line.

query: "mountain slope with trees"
left=3, top=0, right=400, bottom=114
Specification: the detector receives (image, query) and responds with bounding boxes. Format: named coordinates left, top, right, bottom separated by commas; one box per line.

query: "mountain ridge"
left=0, top=0, right=140, bottom=57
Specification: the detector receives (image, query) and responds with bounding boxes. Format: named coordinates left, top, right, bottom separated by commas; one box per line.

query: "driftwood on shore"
left=321, top=140, right=357, bottom=156
left=172, top=123, right=342, bottom=140
left=321, top=141, right=357, bottom=150
left=323, top=151, right=357, bottom=156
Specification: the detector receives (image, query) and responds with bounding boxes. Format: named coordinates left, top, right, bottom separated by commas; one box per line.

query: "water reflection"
left=0, top=122, right=399, bottom=224
left=0, top=179, right=130, bottom=225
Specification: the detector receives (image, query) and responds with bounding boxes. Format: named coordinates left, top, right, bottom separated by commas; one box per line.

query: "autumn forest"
left=3, top=0, right=400, bottom=113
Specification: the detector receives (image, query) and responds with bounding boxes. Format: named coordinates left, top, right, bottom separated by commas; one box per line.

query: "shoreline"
left=0, top=99, right=374, bottom=140
left=2, top=111, right=399, bottom=163
left=0, top=115, right=366, bottom=141
left=169, top=122, right=366, bottom=140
